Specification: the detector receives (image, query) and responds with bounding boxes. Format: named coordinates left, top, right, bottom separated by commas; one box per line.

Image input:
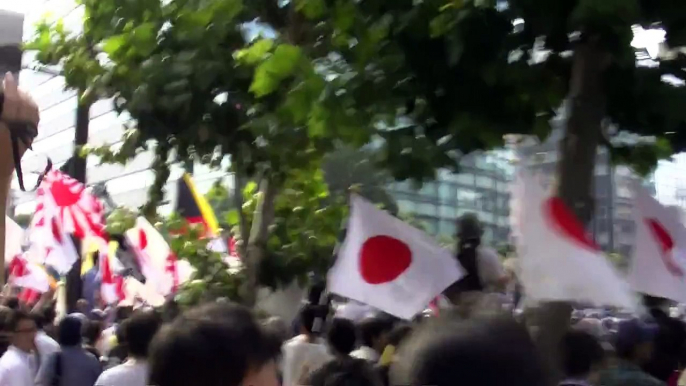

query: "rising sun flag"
left=30, top=170, right=105, bottom=240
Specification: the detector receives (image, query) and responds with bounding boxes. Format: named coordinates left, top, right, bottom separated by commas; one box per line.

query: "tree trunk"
left=241, top=177, right=277, bottom=306
left=531, top=41, right=611, bottom=385
left=66, top=100, right=91, bottom=313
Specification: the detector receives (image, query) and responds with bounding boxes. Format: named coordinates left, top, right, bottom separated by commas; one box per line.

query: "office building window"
left=417, top=203, right=437, bottom=216
left=420, top=182, right=437, bottom=196
left=595, top=163, right=609, bottom=176
left=438, top=184, right=455, bottom=202
left=478, top=211, right=495, bottom=224
left=424, top=219, right=438, bottom=235
left=456, top=173, right=474, bottom=186
left=596, top=232, right=609, bottom=245
left=457, top=189, right=479, bottom=208
left=476, top=176, right=494, bottom=189
left=439, top=205, right=457, bottom=218
left=596, top=206, right=607, bottom=219
left=440, top=220, right=456, bottom=236
left=397, top=199, right=415, bottom=214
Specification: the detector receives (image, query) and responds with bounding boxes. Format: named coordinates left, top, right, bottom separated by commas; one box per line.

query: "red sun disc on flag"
left=645, top=218, right=684, bottom=277
left=544, top=197, right=599, bottom=251
left=359, top=235, right=412, bottom=284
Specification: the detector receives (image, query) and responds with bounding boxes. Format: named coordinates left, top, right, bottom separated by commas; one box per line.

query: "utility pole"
left=65, top=99, right=92, bottom=313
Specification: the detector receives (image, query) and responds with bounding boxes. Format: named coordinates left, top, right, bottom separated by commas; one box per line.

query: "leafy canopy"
left=346, top=0, right=686, bottom=175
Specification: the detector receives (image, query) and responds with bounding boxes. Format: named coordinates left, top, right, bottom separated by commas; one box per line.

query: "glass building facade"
left=388, top=151, right=514, bottom=245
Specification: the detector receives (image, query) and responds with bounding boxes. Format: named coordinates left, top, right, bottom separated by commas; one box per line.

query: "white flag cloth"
left=8, top=255, right=51, bottom=293
left=328, top=195, right=463, bottom=319
left=126, top=217, right=193, bottom=296
left=628, top=184, right=686, bottom=302
left=515, top=171, right=635, bottom=310
left=126, top=217, right=174, bottom=296
left=44, top=218, right=79, bottom=275
left=5, top=216, right=24, bottom=262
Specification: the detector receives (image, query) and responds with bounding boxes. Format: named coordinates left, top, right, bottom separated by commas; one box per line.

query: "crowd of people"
left=0, top=286, right=683, bottom=386
left=0, top=215, right=684, bottom=386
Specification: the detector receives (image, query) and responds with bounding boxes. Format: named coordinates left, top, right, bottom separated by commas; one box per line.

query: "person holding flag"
left=443, top=213, right=508, bottom=318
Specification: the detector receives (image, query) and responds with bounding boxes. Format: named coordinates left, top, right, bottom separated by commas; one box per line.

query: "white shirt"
left=99, top=326, right=117, bottom=356
left=95, top=359, right=148, bottom=386
left=0, top=346, right=35, bottom=386
left=281, top=335, right=331, bottom=386
left=476, top=247, right=506, bottom=289
left=34, top=331, right=59, bottom=371
left=334, top=302, right=376, bottom=322
left=349, top=346, right=379, bottom=363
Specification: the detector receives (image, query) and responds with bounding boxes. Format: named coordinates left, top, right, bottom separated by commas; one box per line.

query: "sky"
left=0, top=0, right=39, bottom=14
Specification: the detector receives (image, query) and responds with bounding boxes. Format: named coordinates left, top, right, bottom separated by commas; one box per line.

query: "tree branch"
left=232, top=167, right=249, bottom=256
left=248, top=177, right=278, bottom=246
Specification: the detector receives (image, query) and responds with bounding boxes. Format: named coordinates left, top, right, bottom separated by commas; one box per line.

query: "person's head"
left=386, top=323, right=413, bottom=348
left=42, top=306, right=56, bottom=327
left=4, top=296, right=19, bottom=311
left=30, top=310, right=46, bottom=331
left=124, top=310, right=162, bottom=359
left=149, top=302, right=280, bottom=386
left=391, top=314, right=546, bottom=386
left=81, top=320, right=103, bottom=346
left=8, top=309, right=37, bottom=352
left=76, top=298, right=89, bottom=313
left=299, top=305, right=318, bottom=336
left=327, top=318, right=357, bottom=357
left=561, top=329, right=605, bottom=382
left=456, top=213, right=482, bottom=242
left=115, top=305, right=134, bottom=324
left=262, top=317, right=288, bottom=346
left=309, top=358, right=382, bottom=386
left=614, top=319, right=658, bottom=364
left=57, top=315, right=84, bottom=347
left=358, top=317, right=391, bottom=352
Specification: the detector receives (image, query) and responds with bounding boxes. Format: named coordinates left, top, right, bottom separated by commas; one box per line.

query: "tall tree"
left=348, top=0, right=686, bottom=382
left=322, top=146, right=398, bottom=214
left=61, top=0, right=434, bottom=305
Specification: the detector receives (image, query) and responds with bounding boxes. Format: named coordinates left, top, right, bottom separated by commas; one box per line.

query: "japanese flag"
left=628, top=184, right=686, bottom=302
left=328, top=195, right=463, bottom=319
left=515, top=171, right=635, bottom=310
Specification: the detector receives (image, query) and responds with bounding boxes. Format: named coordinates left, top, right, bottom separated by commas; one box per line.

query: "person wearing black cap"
left=600, top=319, right=664, bottom=386
left=443, top=213, right=508, bottom=318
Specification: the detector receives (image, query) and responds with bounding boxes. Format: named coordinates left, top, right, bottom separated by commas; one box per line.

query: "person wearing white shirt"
left=32, top=312, right=60, bottom=384
left=281, top=306, right=331, bottom=386
left=350, top=317, right=391, bottom=364
left=95, top=311, right=161, bottom=386
left=0, top=310, right=39, bottom=386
